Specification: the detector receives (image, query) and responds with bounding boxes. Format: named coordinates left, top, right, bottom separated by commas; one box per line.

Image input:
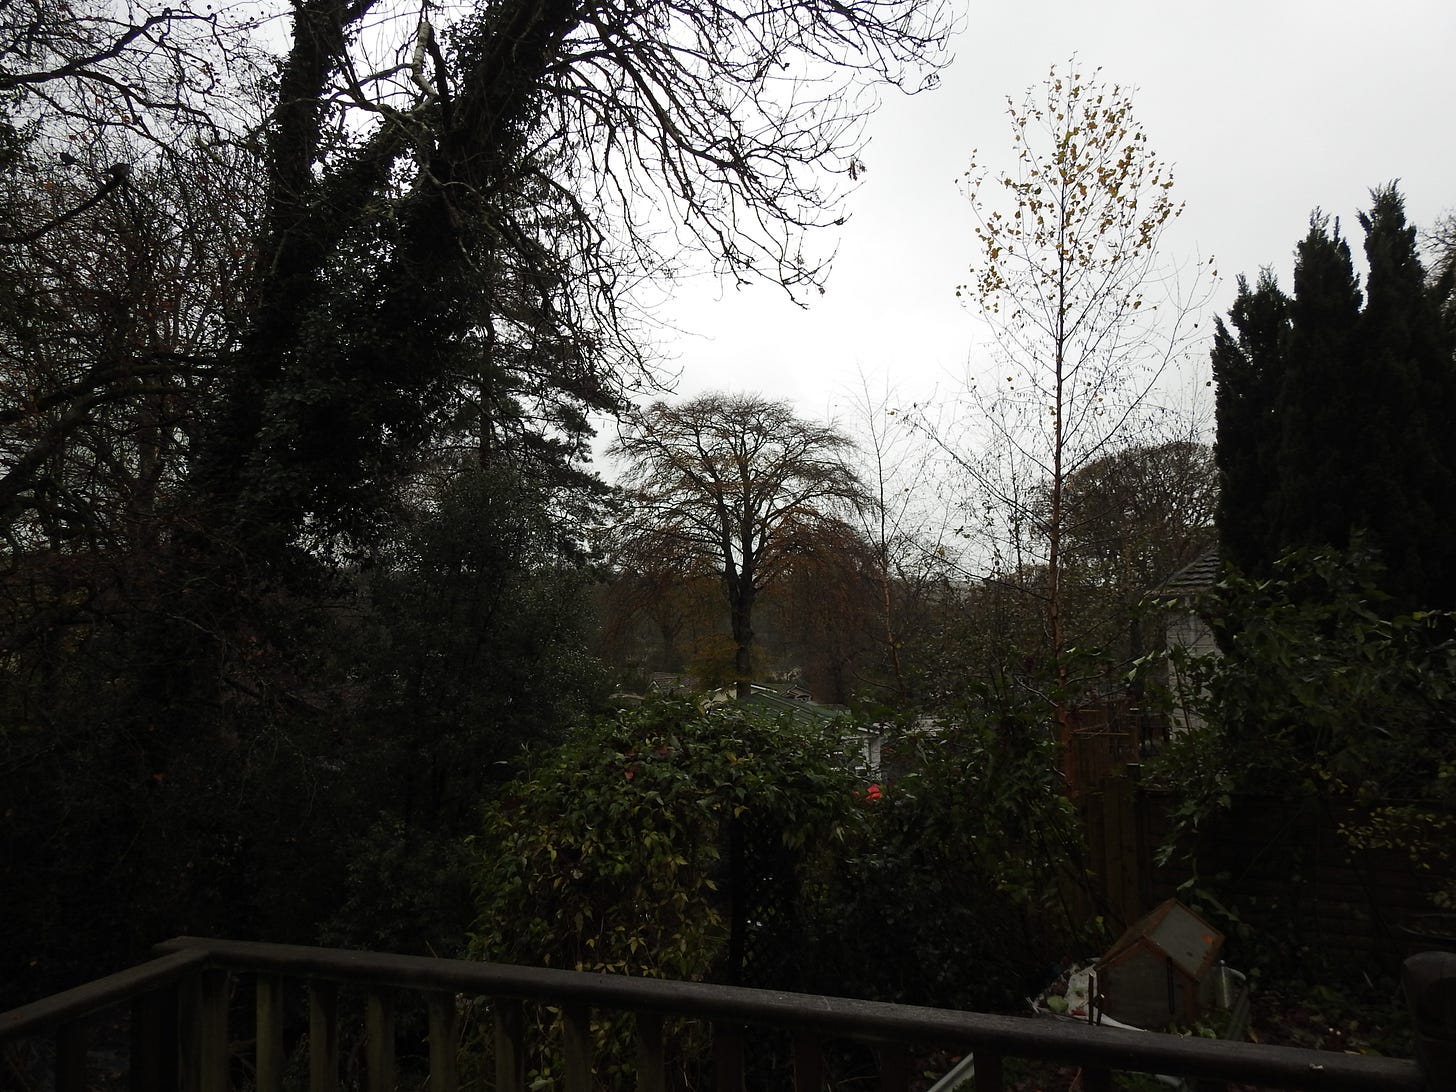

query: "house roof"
left=1153, top=546, right=1221, bottom=600
left=740, top=687, right=846, bottom=723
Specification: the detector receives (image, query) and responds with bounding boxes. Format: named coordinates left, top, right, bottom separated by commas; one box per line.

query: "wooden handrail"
left=0, top=947, right=206, bottom=1038
left=146, top=936, right=1424, bottom=1090
left=0, top=937, right=1432, bottom=1091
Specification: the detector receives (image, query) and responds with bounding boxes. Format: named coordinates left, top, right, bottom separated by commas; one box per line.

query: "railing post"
left=181, top=969, right=229, bottom=1092
left=366, top=989, right=396, bottom=1092
left=1404, top=950, right=1456, bottom=1089
left=427, top=993, right=459, bottom=1092
left=563, top=1003, right=592, bottom=1092
left=636, top=1012, right=666, bottom=1092
left=712, top=1023, right=745, bottom=1092
left=974, top=1053, right=1003, bottom=1092
left=54, top=1020, right=86, bottom=1092
left=494, top=998, right=525, bottom=1092
left=256, top=974, right=285, bottom=1092
left=310, top=981, right=340, bottom=1092
left=131, top=985, right=180, bottom=1092
left=792, top=1033, right=824, bottom=1092
left=877, top=1042, right=909, bottom=1092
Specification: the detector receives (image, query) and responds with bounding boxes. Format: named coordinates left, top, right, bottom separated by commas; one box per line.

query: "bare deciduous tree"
left=611, top=393, right=869, bottom=699
left=924, top=61, right=1212, bottom=682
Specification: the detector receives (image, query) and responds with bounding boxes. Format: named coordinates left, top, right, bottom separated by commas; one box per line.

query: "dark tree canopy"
left=1213, top=186, right=1456, bottom=608
left=0, top=0, right=953, bottom=998
left=1057, top=438, right=1216, bottom=652
left=2, top=0, right=954, bottom=561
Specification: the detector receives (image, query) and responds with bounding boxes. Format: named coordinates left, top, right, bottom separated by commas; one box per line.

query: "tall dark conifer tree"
left=1272, top=215, right=1363, bottom=557
left=1213, top=186, right=1456, bottom=608
left=1211, top=271, right=1290, bottom=574
left=1354, top=189, right=1456, bottom=602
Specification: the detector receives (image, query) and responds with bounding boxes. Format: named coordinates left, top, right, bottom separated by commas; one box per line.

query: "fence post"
left=563, top=1003, right=592, bottom=1092
left=494, top=998, right=525, bottom=1092
left=428, top=993, right=459, bottom=1092
left=180, top=969, right=229, bottom=1092
left=310, top=981, right=340, bottom=1092
left=54, top=1020, right=86, bottom=1092
left=131, top=985, right=179, bottom=1092
left=636, top=1011, right=666, bottom=1092
left=256, top=975, right=285, bottom=1092
left=366, top=989, right=396, bottom=1092
left=1404, top=950, right=1456, bottom=1088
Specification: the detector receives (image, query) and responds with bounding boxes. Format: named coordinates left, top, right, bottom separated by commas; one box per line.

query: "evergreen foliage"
left=1213, top=187, right=1456, bottom=607
left=471, top=699, right=862, bottom=980
left=1210, top=271, right=1289, bottom=572
left=469, top=692, right=1086, bottom=1042
left=1151, top=543, right=1456, bottom=958
left=809, top=696, right=1087, bottom=1012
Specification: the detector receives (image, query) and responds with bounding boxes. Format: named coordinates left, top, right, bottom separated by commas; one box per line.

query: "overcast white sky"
left=627, top=0, right=1456, bottom=439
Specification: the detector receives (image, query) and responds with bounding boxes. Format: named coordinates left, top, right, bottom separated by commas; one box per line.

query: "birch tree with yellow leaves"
left=940, top=61, right=1212, bottom=681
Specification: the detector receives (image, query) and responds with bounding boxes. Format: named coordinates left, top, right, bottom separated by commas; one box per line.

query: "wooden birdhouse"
left=1094, top=899, right=1224, bottom=1029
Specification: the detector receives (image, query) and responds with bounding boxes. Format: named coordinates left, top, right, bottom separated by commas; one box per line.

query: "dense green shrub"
left=803, top=693, right=1088, bottom=1013
left=468, top=698, right=864, bottom=1089
left=471, top=684, right=1089, bottom=1008
left=1149, top=544, right=1456, bottom=967
left=471, top=698, right=863, bottom=979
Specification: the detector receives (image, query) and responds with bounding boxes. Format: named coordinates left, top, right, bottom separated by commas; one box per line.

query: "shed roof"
left=1153, top=546, right=1222, bottom=600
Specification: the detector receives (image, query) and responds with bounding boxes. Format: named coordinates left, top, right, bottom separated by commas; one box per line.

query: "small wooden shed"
left=1095, top=898, right=1224, bottom=1029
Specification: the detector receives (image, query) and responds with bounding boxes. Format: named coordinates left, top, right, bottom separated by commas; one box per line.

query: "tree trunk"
left=731, top=590, right=754, bottom=701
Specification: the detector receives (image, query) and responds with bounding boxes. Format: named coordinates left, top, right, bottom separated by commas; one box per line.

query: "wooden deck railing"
left=0, top=937, right=1438, bottom=1091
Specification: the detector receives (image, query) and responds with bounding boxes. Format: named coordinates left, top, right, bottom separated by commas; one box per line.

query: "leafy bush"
left=471, top=698, right=864, bottom=979
left=802, top=689, right=1088, bottom=1012
left=468, top=698, right=865, bottom=1089
left=1148, top=544, right=1456, bottom=961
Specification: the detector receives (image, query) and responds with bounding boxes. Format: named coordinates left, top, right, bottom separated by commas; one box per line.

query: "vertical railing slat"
left=975, top=1053, right=1003, bottom=1092
left=256, top=974, right=285, bottom=1092
left=182, top=969, right=229, bottom=1092
left=494, top=998, right=526, bottom=1092
left=54, top=1020, right=86, bottom=1092
left=636, top=1011, right=666, bottom=1092
left=712, top=1023, right=745, bottom=1092
left=792, top=1033, right=824, bottom=1092
left=427, top=993, right=459, bottom=1092
left=877, top=1042, right=909, bottom=1092
left=563, top=1003, right=592, bottom=1092
left=131, top=985, right=179, bottom=1092
left=310, top=981, right=340, bottom=1092
left=366, top=989, right=396, bottom=1092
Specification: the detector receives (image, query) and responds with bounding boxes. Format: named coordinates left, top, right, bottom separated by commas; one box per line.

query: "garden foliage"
left=470, top=688, right=1087, bottom=1076
left=808, top=697, right=1086, bottom=1012
left=1151, top=544, right=1456, bottom=930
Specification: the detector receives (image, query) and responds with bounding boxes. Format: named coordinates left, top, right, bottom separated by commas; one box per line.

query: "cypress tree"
left=1354, top=187, right=1456, bottom=604
left=1212, top=271, right=1290, bottom=575
left=1212, top=186, right=1456, bottom=609
left=1271, top=214, right=1364, bottom=558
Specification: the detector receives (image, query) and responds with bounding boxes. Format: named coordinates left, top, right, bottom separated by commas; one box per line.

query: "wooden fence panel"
left=1081, top=783, right=1452, bottom=966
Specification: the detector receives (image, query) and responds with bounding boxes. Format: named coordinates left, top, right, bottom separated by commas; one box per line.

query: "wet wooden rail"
left=0, top=936, right=1432, bottom=1091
